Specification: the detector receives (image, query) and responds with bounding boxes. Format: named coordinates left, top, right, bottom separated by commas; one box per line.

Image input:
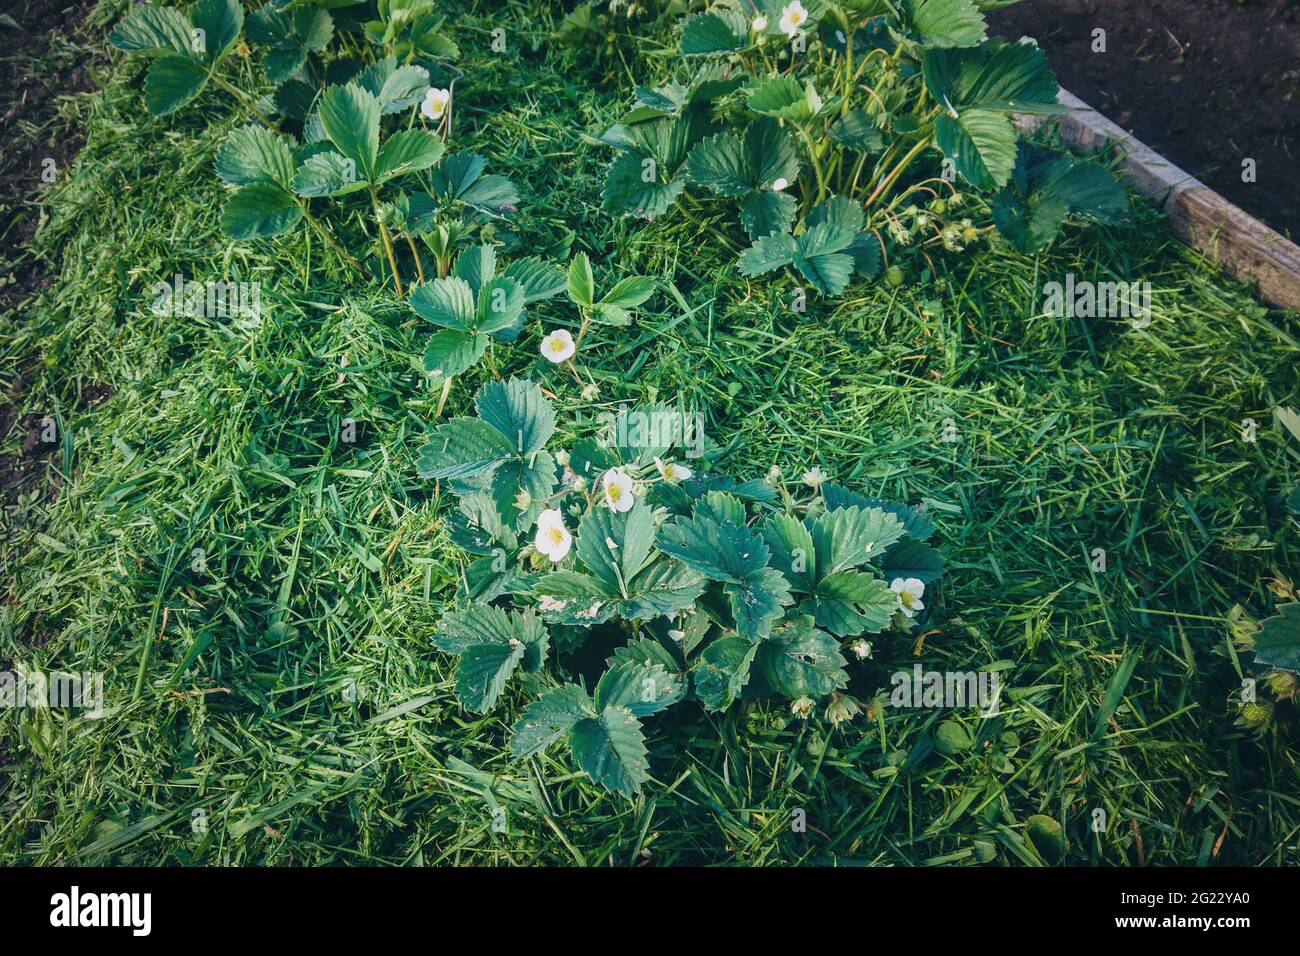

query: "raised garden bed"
left=989, top=0, right=1300, bottom=240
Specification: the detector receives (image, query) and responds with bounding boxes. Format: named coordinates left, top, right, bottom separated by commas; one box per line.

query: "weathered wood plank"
left=1017, top=89, right=1300, bottom=311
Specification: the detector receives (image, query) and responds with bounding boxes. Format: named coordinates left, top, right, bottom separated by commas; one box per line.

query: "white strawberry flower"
left=778, top=1, right=808, bottom=37
left=655, top=457, right=692, bottom=482
left=851, top=639, right=873, bottom=661
left=802, top=466, right=827, bottom=488
left=602, top=468, right=636, bottom=513
left=890, top=577, right=926, bottom=617
left=421, top=87, right=451, bottom=121
left=534, top=508, right=572, bottom=562
left=771, top=177, right=789, bottom=192
left=752, top=15, right=768, bottom=31
left=540, top=328, right=575, bottom=363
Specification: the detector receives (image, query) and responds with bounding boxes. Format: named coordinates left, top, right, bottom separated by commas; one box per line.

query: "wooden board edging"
left=1016, top=89, right=1300, bottom=312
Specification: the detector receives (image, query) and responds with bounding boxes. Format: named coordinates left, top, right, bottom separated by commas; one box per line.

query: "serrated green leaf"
left=621, top=558, right=706, bottom=620
left=474, top=378, right=555, bottom=455
left=680, top=8, right=747, bottom=55
left=738, top=231, right=797, bottom=277
left=501, top=257, right=567, bottom=303
left=448, top=493, right=515, bottom=556
left=567, top=252, right=595, bottom=306
left=475, top=276, right=527, bottom=335
left=830, top=110, right=884, bottom=152
left=489, top=450, right=556, bottom=530
left=810, top=505, right=906, bottom=576
left=763, top=512, right=817, bottom=592
left=453, top=244, right=496, bottom=295
left=740, top=190, right=798, bottom=241
left=686, top=130, right=749, bottom=197
left=992, top=143, right=1126, bottom=251
left=570, top=705, right=650, bottom=796
left=595, top=658, right=683, bottom=717
left=748, top=76, right=821, bottom=122
left=455, top=641, right=524, bottom=713
left=375, top=128, right=445, bottom=183
left=602, top=151, right=686, bottom=220
left=792, top=221, right=857, bottom=296
left=923, top=40, right=1062, bottom=116
left=657, top=509, right=770, bottom=584
left=822, top=485, right=936, bottom=541
left=934, top=109, right=1017, bottom=190
left=318, top=83, right=380, bottom=183
left=807, top=569, right=896, bottom=635
left=1254, top=603, right=1300, bottom=671
left=143, top=54, right=209, bottom=115
left=433, top=155, right=518, bottom=213
left=575, top=501, right=656, bottom=594
left=692, top=636, right=757, bottom=710
left=900, top=0, right=986, bottom=47
left=219, top=182, right=303, bottom=239
left=433, top=603, right=519, bottom=654
left=355, top=55, right=431, bottom=115
left=757, top=618, right=848, bottom=698
left=991, top=191, right=1069, bottom=253
left=216, top=126, right=296, bottom=187
left=726, top=566, right=793, bottom=641
left=189, top=0, right=243, bottom=63
left=600, top=275, right=656, bottom=310
left=695, top=491, right=746, bottom=527
left=409, top=276, right=476, bottom=330
left=417, top=418, right=515, bottom=480
left=880, top=538, right=945, bottom=584
left=423, top=329, right=488, bottom=378
left=290, top=149, right=367, bottom=197
left=510, top=685, right=594, bottom=758
left=108, top=5, right=196, bottom=58
left=807, top=195, right=866, bottom=236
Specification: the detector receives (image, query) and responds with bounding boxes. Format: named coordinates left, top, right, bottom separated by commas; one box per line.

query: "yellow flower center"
left=608, top=484, right=623, bottom=502
left=545, top=527, right=565, bottom=546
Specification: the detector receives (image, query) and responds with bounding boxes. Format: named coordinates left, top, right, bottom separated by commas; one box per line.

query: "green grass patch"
left=1, top=0, right=1297, bottom=865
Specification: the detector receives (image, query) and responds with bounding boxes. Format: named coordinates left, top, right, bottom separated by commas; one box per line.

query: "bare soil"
left=989, top=0, right=1300, bottom=240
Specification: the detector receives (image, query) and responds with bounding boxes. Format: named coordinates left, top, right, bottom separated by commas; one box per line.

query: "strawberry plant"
left=409, top=245, right=567, bottom=415
left=420, top=379, right=946, bottom=795
left=363, top=0, right=460, bottom=61
left=599, top=0, right=1129, bottom=295
left=537, top=254, right=657, bottom=383
left=246, top=1, right=334, bottom=89
left=214, top=124, right=365, bottom=272
left=108, top=0, right=253, bottom=117
left=293, top=79, right=446, bottom=295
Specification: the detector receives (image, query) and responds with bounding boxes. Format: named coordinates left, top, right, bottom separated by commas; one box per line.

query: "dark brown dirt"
left=0, top=0, right=105, bottom=512
left=989, top=0, right=1300, bottom=240
left=0, top=0, right=102, bottom=312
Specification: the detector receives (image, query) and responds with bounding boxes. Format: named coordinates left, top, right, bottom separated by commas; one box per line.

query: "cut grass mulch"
left=1, top=0, right=1298, bottom=865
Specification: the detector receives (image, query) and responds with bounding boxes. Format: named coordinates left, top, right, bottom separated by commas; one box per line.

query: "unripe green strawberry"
left=884, top=264, right=904, bottom=287
left=1240, top=701, right=1272, bottom=728
left=1265, top=670, right=1297, bottom=699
